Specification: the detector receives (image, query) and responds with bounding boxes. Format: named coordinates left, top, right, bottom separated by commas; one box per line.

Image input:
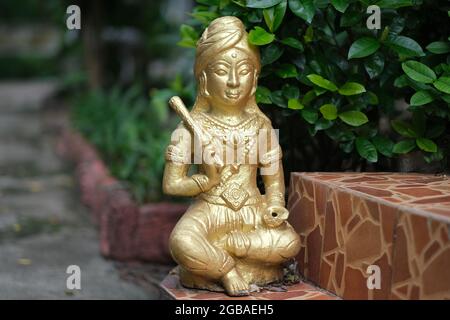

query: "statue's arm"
left=163, top=162, right=206, bottom=197
left=162, top=124, right=211, bottom=197
left=259, top=121, right=285, bottom=208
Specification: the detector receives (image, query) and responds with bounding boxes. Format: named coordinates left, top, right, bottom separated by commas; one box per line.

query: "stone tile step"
left=160, top=268, right=339, bottom=300
left=0, top=228, right=154, bottom=299
left=0, top=113, right=43, bottom=141
left=0, top=81, right=58, bottom=113
left=0, top=176, right=83, bottom=233
left=0, top=139, right=65, bottom=177
left=0, top=174, right=73, bottom=194
left=287, top=172, right=450, bottom=300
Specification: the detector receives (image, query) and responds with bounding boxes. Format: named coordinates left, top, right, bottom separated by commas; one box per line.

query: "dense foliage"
left=72, top=85, right=184, bottom=203
left=178, top=0, right=450, bottom=172
left=68, top=1, right=194, bottom=203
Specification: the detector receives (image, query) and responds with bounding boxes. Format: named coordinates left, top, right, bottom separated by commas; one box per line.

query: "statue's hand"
left=263, top=205, right=289, bottom=228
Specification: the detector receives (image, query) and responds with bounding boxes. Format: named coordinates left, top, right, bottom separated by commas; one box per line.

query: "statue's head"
left=194, top=16, right=261, bottom=111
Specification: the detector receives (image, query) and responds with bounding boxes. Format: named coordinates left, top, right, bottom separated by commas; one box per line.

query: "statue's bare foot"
left=222, top=268, right=249, bottom=296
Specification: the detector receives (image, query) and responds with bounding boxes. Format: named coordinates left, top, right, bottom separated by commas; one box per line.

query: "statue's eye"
left=215, top=69, right=227, bottom=76
left=239, top=69, right=250, bottom=75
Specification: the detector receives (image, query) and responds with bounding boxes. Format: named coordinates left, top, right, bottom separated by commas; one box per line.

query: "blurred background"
left=0, top=0, right=448, bottom=300
left=0, top=0, right=198, bottom=299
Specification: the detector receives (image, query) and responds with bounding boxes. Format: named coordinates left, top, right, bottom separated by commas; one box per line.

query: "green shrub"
left=178, top=0, right=450, bottom=172
left=71, top=84, right=192, bottom=203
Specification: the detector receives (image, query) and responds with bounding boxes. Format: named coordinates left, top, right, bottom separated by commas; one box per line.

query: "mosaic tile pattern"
left=160, top=268, right=339, bottom=300
left=287, top=172, right=450, bottom=300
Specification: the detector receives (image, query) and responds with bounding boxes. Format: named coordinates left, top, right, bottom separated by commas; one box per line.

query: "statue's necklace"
left=199, top=113, right=260, bottom=164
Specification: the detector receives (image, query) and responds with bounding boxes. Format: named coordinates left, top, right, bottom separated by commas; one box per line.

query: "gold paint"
left=162, top=17, right=300, bottom=296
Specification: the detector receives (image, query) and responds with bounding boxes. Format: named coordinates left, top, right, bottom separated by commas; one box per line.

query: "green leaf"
left=339, top=111, right=369, bottom=127
left=367, top=91, right=379, bottom=105
left=410, top=90, right=434, bottom=106
left=340, top=140, right=354, bottom=153
left=306, top=74, right=338, bottom=91
left=433, top=77, right=450, bottom=94
left=301, top=108, right=318, bottom=124
left=391, top=120, right=417, bottom=138
left=424, top=148, right=444, bottom=163
left=326, top=126, right=355, bottom=141
left=394, top=75, right=409, bottom=88
left=190, top=11, right=219, bottom=24
left=288, top=98, right=304, bottom=109
left=303, top=25, right=314, bottom=43
left=385, top=35, right=425, bottom=58
left=261, top=44, right=284, bottom=65
left=372, top=136, right=394, bottom=157
left=356, top=137, right=378, bottom=163
left=393, top=140, right=416, bottom=154
left=270, top=90, right=287, bottom=107
left=416, top=138, right=437, bottom=153
left=314, top=87, right=326, bottom=96
left=256, top=86, right=272, bottom=104
left=301, top=90, right=316, bottom=106
left=376, top=0, right=414, bottom=9
left=442, top=95, right=450, bottom=104
left=426, top=41, right=450, bottom=54
left=402, top=61, right=437, bottom=84
left=276, top=64, right=298, bottom=78
left=177, top=24, right=199, bottom=48
left=246, top=0, right=283, bottom=8
left=248, top=26, right=276, bottom=46
left=280, top=37, right=304, bottom=51
left=348, top=37, right=380, bottom=59
left=340, top=6, right=362, bottom=27
left=263, top=0, right=287, bottom=32
left=315, top=118, right=333, bottom=130
left=319, top=104, right=337, bottom=120
left=331, top=0, right=349, bottom=13
left=364, top=53, right=385, bottom=79
left=247, top=9, right=263, bottom=22
left=282, top=84, right=300, bottom=99
left=288, top=0, right=316, bottom=23
left=338, top=82, right=366, bottom=96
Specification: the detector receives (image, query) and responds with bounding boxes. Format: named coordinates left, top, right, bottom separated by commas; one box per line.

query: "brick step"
left=287, top=172, right=450, bottom=300
left=160, top=268, right=339, bottom=300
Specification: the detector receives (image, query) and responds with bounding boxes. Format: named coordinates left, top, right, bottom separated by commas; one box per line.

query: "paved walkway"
left=0, top=81, right=170, bottom=299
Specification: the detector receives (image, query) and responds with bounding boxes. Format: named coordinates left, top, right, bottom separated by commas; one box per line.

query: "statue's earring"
left=250, top=72, right=259, bottom=96
left=199, top=71, right=210, bottom=97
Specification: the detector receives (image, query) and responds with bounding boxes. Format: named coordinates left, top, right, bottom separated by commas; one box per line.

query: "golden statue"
left=163, top=16, right=300, bottom=297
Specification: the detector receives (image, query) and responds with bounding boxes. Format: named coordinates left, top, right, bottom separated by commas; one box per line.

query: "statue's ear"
left=199, top=71, right=210, bottom=97
left=250, top=71, right=259, bottom=96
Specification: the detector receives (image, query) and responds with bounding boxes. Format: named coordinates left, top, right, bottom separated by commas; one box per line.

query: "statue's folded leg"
left=227, top=223, right=300, bottom=264
left=169, top=207, right=235, bottom=281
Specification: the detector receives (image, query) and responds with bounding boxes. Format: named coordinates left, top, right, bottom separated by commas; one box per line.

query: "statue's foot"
left=222, top=268, right=249, bottom=296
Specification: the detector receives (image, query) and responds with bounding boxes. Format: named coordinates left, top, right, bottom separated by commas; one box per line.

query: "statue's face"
left=204, top=48, right=256, bottom=109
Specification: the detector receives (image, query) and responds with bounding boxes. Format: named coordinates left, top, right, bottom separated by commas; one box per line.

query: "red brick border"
left=57, top=130, right=188, bottom=264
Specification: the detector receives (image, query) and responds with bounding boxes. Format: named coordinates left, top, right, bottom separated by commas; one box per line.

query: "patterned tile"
left=288, top=172, right=450, bottom=300
left=391, top=213, right=450, bottom=299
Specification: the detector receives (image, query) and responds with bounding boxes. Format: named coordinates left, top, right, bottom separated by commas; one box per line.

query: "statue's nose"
left=227, top=69, right=240, bottom=88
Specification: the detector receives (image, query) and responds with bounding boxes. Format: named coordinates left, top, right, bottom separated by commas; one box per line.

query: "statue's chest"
left=198, top=114, right=262, bottom=164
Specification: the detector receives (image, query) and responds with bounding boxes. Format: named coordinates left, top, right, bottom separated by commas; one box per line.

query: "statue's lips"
left=225, top=90, right=241, bottom=99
